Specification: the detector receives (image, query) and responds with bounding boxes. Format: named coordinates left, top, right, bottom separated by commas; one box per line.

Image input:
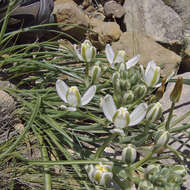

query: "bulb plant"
left=1, top=32, right=190, bottom=190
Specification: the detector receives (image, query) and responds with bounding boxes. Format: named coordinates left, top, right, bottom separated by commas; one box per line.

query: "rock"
left=0, top=90, right=15, bottom=142
left=53, top=0, right=89, bottom=40
left=112, top=32, right=181, bottom=76
left=123, top=0, right=183, bottom=44
left=162, top=0, right=190, bottom=33
left=0, top=80, right=15, bottom=90
left=162, top=0, right=190, bottom=61
left=85, top=4, right=105, bottom=21
left=88, top=18, right=121, bottom=50
left=0, top=90, right=15, bottom=117
left=104, top=0, right=125, bottom=18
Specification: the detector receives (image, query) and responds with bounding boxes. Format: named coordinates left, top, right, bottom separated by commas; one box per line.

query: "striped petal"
left=56, top=79, right=69, bottom=103
left=102, top=94, right=117, bottom=121
left=105, top=44, right=114, bottom=66
left=81, top=85, right=96, bottom=105
left=129, top=103, right=148, bottom=126
left=145, top=61, right=160, bottom=87
left=126, top=54, right=140, bottom=69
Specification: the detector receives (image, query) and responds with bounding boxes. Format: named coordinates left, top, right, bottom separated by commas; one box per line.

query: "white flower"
left=105, top=44, right=126, bottom=68
left=140, top=60, right=160, bottom=87
left=74, top=40, right=96, bottom=62
left=56, top=79, right=96, bottom=111
left=105, top=44, right=140, bottom=69
left=102, top=94, right=147, bottom=128
left=85, top=162, right=113, bottom=186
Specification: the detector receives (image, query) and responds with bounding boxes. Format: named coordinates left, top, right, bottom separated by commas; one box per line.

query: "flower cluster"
left=54, top=39, right=185, bottom=188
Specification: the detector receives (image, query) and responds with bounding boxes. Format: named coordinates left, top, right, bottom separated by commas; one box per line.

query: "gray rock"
left=104, top=0, right=125, bottom=18
left=0, top=90, right=16, bottom=143
left=162, top=0, right=190, bottom=62
left=123, top=0, right=183, bottom=44
left=0, top=81, right=15, bottom=90
left=112, top=32, right=181, bottom=76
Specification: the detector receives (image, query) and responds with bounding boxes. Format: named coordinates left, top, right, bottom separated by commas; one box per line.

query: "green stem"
left=94, top=133, right=117, bottom=159
left=85, top=62, right=90, bottom=87
left=32, top=126, right=52, bottom=190
left=0, top=96, right=41, bottom=162
left=131, top=149, right=155, bottom=170
left=0, top=0, right=18, bottom=43
left=165, top=102, right=175, bottom=131
left=144, top=120, right=150, bottom=136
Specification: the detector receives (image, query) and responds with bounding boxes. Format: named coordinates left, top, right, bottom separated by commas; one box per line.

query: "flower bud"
left=93, top=163, right=113, bottom=186
left=146, top=164, right=161, bottom=181
left=123, top=91, right=134, bottom=104
left=138, top=180, right=154, bottom=190
left=112, top=107, right=130, bottom=128
left=130, top=72, right=139, bottom=85
left=74, top=40, right=96, bottom=62
left=119, top=63, right=126, bottom=71
left=134, top=84, right=147, bottom=99
left=81, top=40, right=96, bottom=62
left=146, top=102, right=162, bottom=122
left=120, top=70, right=128, bottom=80
left=112, top=72, right=120, bottom=86
left=173, top=165, right=187, bottom=178
left=124, top=80, right=131, bottom=90
left=155, top=130, right=170, bottom=147
left=146, top=164, right=161, bottom=175
left=120, top=79, right=127, bottom=91
left=170, top=77, right=183, bottom=103
left=122, top=144, right=137, bottom=164
left=115, top=79, right=122, bottom=92
left=90, top=65, right=101, bottom=84
left=155, top=78, right=166, bottom=100
left=85, top=164, right=95, bottom=182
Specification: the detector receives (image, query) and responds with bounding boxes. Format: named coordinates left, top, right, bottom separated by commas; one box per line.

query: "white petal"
left=126, top=54, right=140, bottom=69
left=110, top=128, right=125, bottom=136
left=56, top=79, right=69, bottom=103
left=81, top=85, right=96, bottom=105
left=145, top=61, right=160, bottom=87
left=129, top=103, right=148, bottom=126
left=113, top=51, right=125, bottom=64
left=105, top=44, right=114, bottom=65
left=145, top=60, right=156, bottom=77
left=85, top=46, right=93, bottom=62
left=67, top=107, right=77, bottom=112
left=140, top=65, right=145, bottom=79
left=73, top=44, right=83, bottom=61
left=102, top=94, right=117, bottom=121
